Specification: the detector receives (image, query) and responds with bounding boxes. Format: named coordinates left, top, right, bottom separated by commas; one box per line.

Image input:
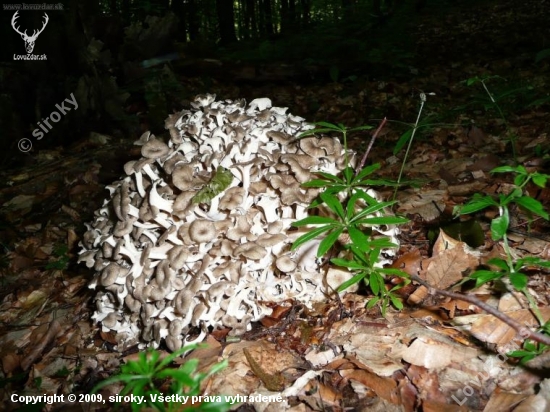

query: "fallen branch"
left=410, top=274, right=550, bottom=346
left=356, top=117, right=386, bottom=173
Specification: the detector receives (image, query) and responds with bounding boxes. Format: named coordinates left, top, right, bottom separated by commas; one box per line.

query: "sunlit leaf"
left=307, top=171, right=345, bottom=183
left=459, top=195, right=498, bottom=214
left=491, top=208, right=509, bottom=240
left=348, top=125, right=374, bottom=132
left=491, top=165, right=520, bottom=174
left=366, top=296, right=380, bottom=309
left=390, top=295, right=404, bottom=310
left=315, top=121, right=345, bottom=131
left=291, top=225, right=336, bottom=250
left=514, top=196, right=549, bottom=219
left=348, top=226, right=370, bottom=246
left=337, top=272, right=366, bottom=292
left=331, top=257, right=367, bottom=270
left=470, top=270, right=503, bottom=287
left=532, top=174, right=548, bottom=188
left=487, top=258, right=509, bottom=272
left=292, top=216, right=338, bottom=226
left=394, top=129, right=413, bottom=155
left=317, top=227, right=344, bottom=256
left=509, top=272, right=528, bottom=290
left=353, top=163, right=381, bottom=182
left=354, top=216, right=408, bottom=225
left=321, top=191, right=345, bottom=219
left=350, top=201, right=395, bottom=221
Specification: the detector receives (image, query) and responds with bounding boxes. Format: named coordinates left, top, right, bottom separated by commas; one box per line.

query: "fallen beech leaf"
left=340, top=369, right=399, bottom=404
left=422, top=230, right=480, bottom=289
left=402, top=336, right=477, bottom=369
left=467, top=308, right=550, bottom=345
left=390, top=249, right=422, bottom=276
left=422, top=399, right=469, bottom=412
left=467, top=154, right=500, bottom=172
left=482, top=391, right=528, bottom=412
left=407, top=285, right=429, bottom=305
left=1, top=352, right=21, bottom=374
left=21, top=319, right=62, bottom=370
left=2, top=194, right=35, bottom=211
left=467, top=125, right=487, bottom=147
left=396, top=189, right=447, bottom=221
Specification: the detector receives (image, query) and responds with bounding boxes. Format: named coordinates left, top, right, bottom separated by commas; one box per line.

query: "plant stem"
left=481, top=79, right=517, bottom=161
left=356, top=117, right=386, bottom=175
left=393, top=93, right=426, bottom=201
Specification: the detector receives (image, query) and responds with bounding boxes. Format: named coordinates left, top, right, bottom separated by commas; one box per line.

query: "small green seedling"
left=92, top=344, right=232, bottom=412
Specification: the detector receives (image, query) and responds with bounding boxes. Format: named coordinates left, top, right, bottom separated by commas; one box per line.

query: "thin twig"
left=356, top=117, right=387, bottom=174
left=410, top=274, right=550, bottom=346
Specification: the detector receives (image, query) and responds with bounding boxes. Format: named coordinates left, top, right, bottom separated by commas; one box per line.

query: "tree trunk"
left=280, top=0, right=289, bottom=34
left=289, top=0, right=296, bottom=27
left=216, top=0, right=238, bottom=45
left=121, top=0, right=130, bottom=24
left=263, top=0, right=274, bottom=37
left=188, top=0, right=199, bottom=40
left=171, top=0, right=187, bottom=42
left=244, top=0, right=257, bottom=38
left=342, top=0, right=354, bottom=21
left=300, top=0, right=311, bottom=27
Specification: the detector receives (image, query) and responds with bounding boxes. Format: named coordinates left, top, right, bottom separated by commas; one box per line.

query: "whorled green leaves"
left=290, top=153, right=409, bottom=314
left=92, top=344, right=232, bottom=412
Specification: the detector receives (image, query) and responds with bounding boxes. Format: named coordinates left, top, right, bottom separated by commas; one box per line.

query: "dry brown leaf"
left=467, top=154, right=500, bottom=172
left=1, top=352, right=21, bottom=374
left=482, top=391, right=528, bottom=412
left=401, top=336, right=477, bottom=369
left=422, top=230, right=480, bottom=289
left=512, top=394, right=549, bottom=412
left=466, top=308, right=550, bottom=345
left=407, top=285, right=429, bottom=305
left=339, top=369, right=399, bottom=404
left=422, top=399, right=469, bottom=412
left=21, top=319, right=62, bottom=370
left=447, top=180, right=488, bottom=196
left=407, top=365, right=448, bottom=405
left=2, top=194, right=35, bottom=211
left=390, top=249, right=422, bottom=276
left=396, top=188, right=447, bottom=221
left=439, top=298, right=473, bottom=318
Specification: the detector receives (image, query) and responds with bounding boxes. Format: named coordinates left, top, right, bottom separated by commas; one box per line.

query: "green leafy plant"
left=291, top=122, right=409, bottom=315
left=507, top=322, right=550, bottom=364
left=45, top=244, right=70, bottom=270
left=455, top=165, right=550, bottom=327
left=92, top=344, right=232, bottom=412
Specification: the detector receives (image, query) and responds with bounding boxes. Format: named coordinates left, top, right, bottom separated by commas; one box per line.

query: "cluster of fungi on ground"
left=79, top=94, right=399, bottom=350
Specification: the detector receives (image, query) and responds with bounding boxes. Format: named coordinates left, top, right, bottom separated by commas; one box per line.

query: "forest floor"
left=1, top=0, right=550, bottom=411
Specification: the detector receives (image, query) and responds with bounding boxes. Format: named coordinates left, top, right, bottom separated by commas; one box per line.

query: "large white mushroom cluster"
left=79, top=94, right=399, bottom=350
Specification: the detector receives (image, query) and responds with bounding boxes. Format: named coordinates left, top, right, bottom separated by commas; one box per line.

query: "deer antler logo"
left=11, top=11, right=49, bottom=54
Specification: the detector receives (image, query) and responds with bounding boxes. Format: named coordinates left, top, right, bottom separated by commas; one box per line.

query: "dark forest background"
left=0, top=0, right=548, bottom=170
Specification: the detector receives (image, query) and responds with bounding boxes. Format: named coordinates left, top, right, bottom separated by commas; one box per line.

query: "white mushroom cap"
left=276, top=255, right=297, bottom=273
left=189, top=219, right=217, bottom=243
left=142, top=137, right=170, bottom=159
